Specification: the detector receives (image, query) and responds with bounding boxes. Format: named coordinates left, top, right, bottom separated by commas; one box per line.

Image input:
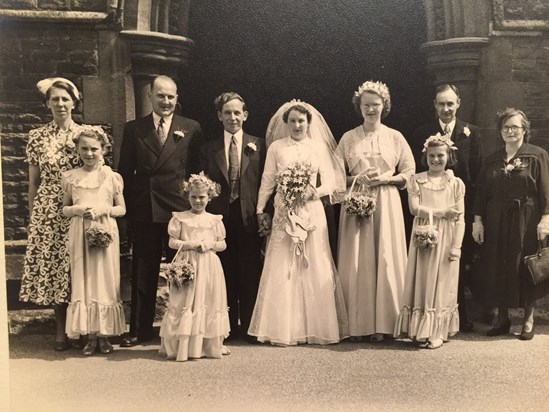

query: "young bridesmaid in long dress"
left=159, top=172, right=230, bottom=361
left=62, top=128, right=126, bottom=355
left=394, top=134, right=465, bottom=349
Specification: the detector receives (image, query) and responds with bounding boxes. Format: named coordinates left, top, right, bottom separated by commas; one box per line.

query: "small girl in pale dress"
left=159, top=172, right=230, bottom=361
left=62, top=129, right=126, bottom=355
left=394, top=134, right=465, bottom=349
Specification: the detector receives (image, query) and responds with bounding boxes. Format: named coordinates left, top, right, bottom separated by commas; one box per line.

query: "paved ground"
left=5, top=309, right=549, bottom=412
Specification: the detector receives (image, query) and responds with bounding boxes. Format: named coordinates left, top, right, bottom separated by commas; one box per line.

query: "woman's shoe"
left=221, top=345, right=231, bottom=355
left=53, top=338, right=71, bottom=352
left=82, top=340, right=98, bottom=356
left=426, top=339, right=443, bottom=349
left=486, top=320, right=511, bottom=337
left=98, top=338, right=113, bottom=354
left=369, top=333, right=384, bottom=342
left=519, top=325, right=535, bottom=341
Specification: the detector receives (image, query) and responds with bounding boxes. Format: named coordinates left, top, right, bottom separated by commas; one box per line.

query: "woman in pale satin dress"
left=336, top=81, right=415, bottom=342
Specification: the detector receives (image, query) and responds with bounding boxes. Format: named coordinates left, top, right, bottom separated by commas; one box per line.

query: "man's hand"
left=258, top=213, right=272, bottom=237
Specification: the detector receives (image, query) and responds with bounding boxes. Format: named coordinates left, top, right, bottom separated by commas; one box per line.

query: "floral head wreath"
left=74, top=125, right=111, bottom=149
left=182, top=171, right=220, bottom=198
left=354, top=80, right=390, bottom=100
left=422, top=133, right=458, bottom=153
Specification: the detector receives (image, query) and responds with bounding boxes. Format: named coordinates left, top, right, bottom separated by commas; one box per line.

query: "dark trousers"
left=129, top=220, right=174, bottom=340
left=219, top=199, right=262, bottom=337
left=458, top=212, right=475, bottom=321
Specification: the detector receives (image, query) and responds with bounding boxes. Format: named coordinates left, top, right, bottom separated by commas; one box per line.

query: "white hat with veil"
left=265, top=99, right=346, bottom=203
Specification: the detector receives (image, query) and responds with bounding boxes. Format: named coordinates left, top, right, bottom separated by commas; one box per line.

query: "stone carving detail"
left=493, top=0, right=549, bottom=29
left=503, top=0, right=549, bottom=21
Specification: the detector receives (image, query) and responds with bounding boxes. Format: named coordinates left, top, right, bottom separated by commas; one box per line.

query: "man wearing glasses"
left=411, top=84, right=482, bottom=333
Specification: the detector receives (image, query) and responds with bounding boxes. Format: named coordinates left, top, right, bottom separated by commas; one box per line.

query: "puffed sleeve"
left=25, top=129, right=40, bottom=165
left=167, top=216, right=183, bottom=240
left=214, top=216, right=227, bottom=241
left=536, top=149, right=549, bottom=214
left=406, top=174, right=420, bottom=198
left=111, top=172, right=124, bottom=196
left=454, top=176, right=466, bottom=202
left=336, top=133, right=351, bottom=174
left=257, top=142, right=278, bottom=213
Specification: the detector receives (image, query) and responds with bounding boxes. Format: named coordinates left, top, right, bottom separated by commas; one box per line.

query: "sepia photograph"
left=1, top=0, right=549, bottom=410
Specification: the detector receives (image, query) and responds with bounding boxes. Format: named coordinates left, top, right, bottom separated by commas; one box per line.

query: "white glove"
left=472, top=221, right=484, bottom=245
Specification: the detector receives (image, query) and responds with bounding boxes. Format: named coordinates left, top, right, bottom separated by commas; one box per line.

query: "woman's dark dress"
left=473, top=143, right=549, bottom=307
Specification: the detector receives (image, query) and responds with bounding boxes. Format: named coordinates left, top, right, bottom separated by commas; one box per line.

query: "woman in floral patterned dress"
left=473, top=108, right=549, bottom=340
left=19, top=78, right=83, bottom=351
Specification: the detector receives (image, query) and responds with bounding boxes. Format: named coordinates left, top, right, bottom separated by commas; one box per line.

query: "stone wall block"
left=512, top=69, right=547, bottom=83
left=37, top=0, right=70, bottom=10
left=23, top=61, right=57, bottom=74
left=21, top=38, right=59, bottom=51
left=70, top=0, right=104, bottom=12
left=512, top=58, right=538, bottom=70
left=69, top=49, right=98, bottom=66
left=0, top=0, right=38, bottom=9
left=56, top=61, right=98, bottom=75
left=3, top=181, right=29, bottom=194
left=2, top=156, right=28, bottom=177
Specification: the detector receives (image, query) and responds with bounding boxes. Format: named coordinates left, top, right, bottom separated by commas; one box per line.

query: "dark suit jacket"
left=412, top=118, right=482, bottom=196
left=200, top=133, right=266, bottom=233
left=118, top=113, right=203, bottom=223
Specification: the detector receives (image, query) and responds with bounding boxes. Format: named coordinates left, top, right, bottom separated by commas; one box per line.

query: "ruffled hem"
left=394, top=305, right=459, bottom=342
left=171, top=211, right=223, bottom=229
left=66, top=301, right=126, bottom=338
left=415, top=170, right=455, bottom=191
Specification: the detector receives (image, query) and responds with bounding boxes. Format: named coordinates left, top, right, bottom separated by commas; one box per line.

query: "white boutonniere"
left=463, top=126, right=471, bottom=137
left=245, top=142, right=257, bottom=154
left=173, top=129, right=188, bottom=142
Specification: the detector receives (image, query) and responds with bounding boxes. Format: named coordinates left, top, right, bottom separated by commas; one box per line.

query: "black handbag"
left=524, top=241, right=549, bottom=285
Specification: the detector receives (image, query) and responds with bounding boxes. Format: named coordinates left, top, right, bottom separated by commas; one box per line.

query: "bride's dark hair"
left=282, top=104, right=312, bottom=123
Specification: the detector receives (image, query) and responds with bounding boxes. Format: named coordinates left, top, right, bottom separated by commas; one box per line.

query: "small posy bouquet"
left=164, top=260, right=195, bottom=289
left=344, top=193, right=377, bottom=218
left=413, top=209, right=439, bottom=249
left=413, top=225, right=440, bottom=249
left=275, top=162, right=313, bottom=213
left=85, top=222, right=114, bottom=248
left=343, top=175, right=376, bottom=218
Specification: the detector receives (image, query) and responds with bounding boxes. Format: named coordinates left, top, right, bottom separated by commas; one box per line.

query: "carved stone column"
left=422, top=0, right=491, bottom=123
left=120, top=30, right=194, bottom=117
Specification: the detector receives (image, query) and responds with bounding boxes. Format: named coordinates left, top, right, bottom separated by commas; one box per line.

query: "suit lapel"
left=139, top=115, right=162, bottom=157
left=241, top=133, right=253, bottom=176
left=214, top=138, right=229, bottom=184
left=155, top=115, right=182, bottom=171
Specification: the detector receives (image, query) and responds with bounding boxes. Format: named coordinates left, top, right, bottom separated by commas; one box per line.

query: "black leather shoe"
left=120, top=336, right=140, bottom=347
left=82, top=340, right=98, bottom=356
left=98, top=338, right=114, bottom=354
left=54, top=338, right=71, bottom=352
left=519, top=325, right=535, bottom=341
left=486, top=320, right=511, bottom=337
left=460, top=319, right=474, bottom=333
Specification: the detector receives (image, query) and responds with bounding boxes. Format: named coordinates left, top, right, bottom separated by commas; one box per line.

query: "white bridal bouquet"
left=275, top=162, right=314, bottom=213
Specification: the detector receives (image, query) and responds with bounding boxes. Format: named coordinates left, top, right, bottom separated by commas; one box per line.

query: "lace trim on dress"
left=415, top=169, right=455, bottom=191
left=63, top=165, right=114, bottom=189
left=171, top=211, right=223, bottom=229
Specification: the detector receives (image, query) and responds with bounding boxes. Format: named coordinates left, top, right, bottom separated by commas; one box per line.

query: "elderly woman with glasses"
left=473, top=108, right=549, bottom=340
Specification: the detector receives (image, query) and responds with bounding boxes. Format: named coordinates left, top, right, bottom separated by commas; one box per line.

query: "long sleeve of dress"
left=257, top=144, right=278, bottom=214
left=537, top=149, right=549, bottom=214
left=395, top=133, right=416, bottom=187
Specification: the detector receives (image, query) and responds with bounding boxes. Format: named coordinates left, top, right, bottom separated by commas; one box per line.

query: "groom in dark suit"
left=199, top=92, right=270, bottom=342
left=118, top=75, right=203, bottom=346
left=411, top=84, right=481, bottom=332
